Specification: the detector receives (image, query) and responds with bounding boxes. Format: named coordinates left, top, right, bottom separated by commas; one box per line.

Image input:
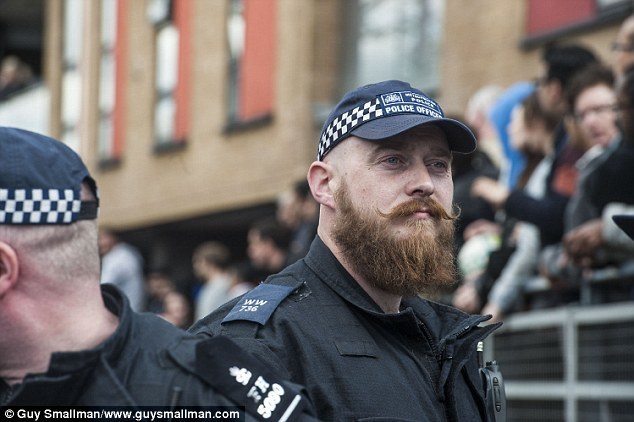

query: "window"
left=342, top=0, right=444, bottom=94
left=61, top=0, right=84, bottom=152
left=148, top=0, right=191, bottom=149
left=97, top=0, right=124, bottom=162
left=226, top=0, right=277, bottom=129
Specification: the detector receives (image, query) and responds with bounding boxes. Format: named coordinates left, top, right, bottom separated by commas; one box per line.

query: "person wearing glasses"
left=539, top=64, right=625, bottom=300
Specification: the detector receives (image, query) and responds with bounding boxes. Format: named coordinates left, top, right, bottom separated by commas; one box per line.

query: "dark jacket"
left=585, top=142, right=634, bottom=213
left=190, top=237, right=500, bottom=422
left=1, top=285, right=314, bottom=421
left=504, top=136, right=584, bottom=247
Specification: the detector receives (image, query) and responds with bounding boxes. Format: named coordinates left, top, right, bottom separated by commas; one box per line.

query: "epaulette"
left=221, top=276, right=305, bottom=327
left=195, top=336, right=314, bottom=421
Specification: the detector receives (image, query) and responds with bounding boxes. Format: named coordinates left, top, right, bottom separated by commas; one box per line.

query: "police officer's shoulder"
left=132, top=311, right=194, bottom=348
left=189, top=295, right=242, bottom=336
left=171, top=335, right=317, bottom=421
left=219, top=273, right=311, bottom=328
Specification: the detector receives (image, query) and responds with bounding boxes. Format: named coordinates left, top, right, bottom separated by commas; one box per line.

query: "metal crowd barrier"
left=485, top=301, right=634, bottom=422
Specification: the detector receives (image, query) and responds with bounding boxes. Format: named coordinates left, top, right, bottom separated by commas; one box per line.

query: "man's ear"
left=307, top=161, right=336, bottom=209
left=0, top=241, right=19, bottom=298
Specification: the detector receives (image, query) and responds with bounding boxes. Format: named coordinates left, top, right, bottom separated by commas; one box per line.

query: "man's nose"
left=406, top=164, right=435, bottom=198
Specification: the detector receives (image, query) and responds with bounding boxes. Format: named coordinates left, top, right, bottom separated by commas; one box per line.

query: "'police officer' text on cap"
left=317, top=80, right=476, bottom=161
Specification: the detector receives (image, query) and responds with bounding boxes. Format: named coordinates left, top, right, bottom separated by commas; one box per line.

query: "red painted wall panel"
left=174, top=0, right=192, bottom=141
left=239, top=0, right=277, bottom=121
left=527, top=0, right=595, bottom=35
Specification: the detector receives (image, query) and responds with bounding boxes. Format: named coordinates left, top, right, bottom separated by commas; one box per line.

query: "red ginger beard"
left=332, top=183, right=457, bottom=299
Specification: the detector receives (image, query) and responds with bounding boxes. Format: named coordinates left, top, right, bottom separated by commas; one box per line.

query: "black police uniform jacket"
left=1, top=285, right=315, bottom=422
left=190, top=237, right=501, bottom=422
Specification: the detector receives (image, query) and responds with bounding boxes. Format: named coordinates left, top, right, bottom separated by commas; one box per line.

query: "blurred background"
left=1, top=0, right=633, bottom=420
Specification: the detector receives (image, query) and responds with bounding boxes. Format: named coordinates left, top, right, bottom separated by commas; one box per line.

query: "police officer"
left=0, top=127, right=314, bottom=421
left=191, top=80, right=502, bottom=421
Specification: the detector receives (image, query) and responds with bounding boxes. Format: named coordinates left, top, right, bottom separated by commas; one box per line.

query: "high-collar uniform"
left=191, top=237, right=500, bottom=421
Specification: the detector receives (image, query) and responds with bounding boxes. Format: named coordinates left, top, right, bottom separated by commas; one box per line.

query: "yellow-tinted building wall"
left=91, top=0, right=317, bottom=229
left=44, top=0, right=630, bottom=233
left=440, top=0, right=622, bottom=113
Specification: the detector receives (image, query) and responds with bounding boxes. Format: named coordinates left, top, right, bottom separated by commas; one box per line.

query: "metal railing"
left=486, top=302, right=634, bottom=422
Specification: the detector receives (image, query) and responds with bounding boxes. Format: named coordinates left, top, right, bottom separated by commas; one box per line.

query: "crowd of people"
left=96, top=179, right=320, bottom=329
left=448, top=19, right=634, bottom=323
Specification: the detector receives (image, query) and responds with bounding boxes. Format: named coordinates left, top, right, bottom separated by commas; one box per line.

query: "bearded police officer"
left=191, top=80, right=503, bottom=421
left=0, top=127, right=315, bottom=421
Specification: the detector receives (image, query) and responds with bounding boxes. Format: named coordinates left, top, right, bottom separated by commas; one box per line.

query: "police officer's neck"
left=0, top=282, right=120, bottom=384
left=321, top=232, right=402, bottom=314
left=354, top=277, right=402, bottom=314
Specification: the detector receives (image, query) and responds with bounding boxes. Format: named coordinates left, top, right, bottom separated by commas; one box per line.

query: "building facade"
left=1, top=0, right=631, bottom=278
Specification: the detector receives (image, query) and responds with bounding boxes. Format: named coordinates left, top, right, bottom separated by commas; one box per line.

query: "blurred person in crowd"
left=456, top=93, right=559, bottom=321
left=286, top=180, right=319, bottom=263
left=540, top=65, right=620, bottom=281
left=161, top=290, right=191, bottom=328
left=0, top=56, right=35, bottom=101
left=98, top=227, right=145, bottom=312
left=191, top=80, right=502, bottom=421
left=489, top=81, right=534, bottom=188
left=612, top=15, right=634, bottom=81
left=145, top=270, right=174, bottom=313
left=535, top=44, right=598, bottom=125
left=0, top=127, right=315, bottom=419
left=193, top=241, right=232, bottom=321
left=449, top=115, right=498, bottom=248
left=542, top=66, right=634, bottom=288
left=561, top=64, right=621, bottom=243
left=247, top=217, right=292, bottom=278
left=469, top=44, right=599, bottom=248
left=465, top=85, right=505, bottom=169
left=276, top=189, right=301, bottom=231
left=226, top=261, right=258, bottom=300
left=146, top=270, right=191, bottom=328
left=565, top=64, right=618, bottom=153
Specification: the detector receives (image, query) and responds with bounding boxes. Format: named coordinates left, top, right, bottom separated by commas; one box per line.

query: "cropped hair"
left=193, top=241, right=231, bottom=270
left=0, top=220, right=100, bottom=285
left=251, top=217, right=292, bottom=251
left=542, top=44, right=599, bottom=89
left=566, top=64, right=615, bottom=111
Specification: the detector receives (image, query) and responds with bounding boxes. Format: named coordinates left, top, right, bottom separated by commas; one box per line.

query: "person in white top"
left=193, top=241, right=232, bottom=321
left=98, top=228, right=145, bottom=312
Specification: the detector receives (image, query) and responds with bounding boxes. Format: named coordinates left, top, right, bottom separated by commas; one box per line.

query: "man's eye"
left=430, top=161, right=449, bottom=169
left=383, top=156, right=402, bottom=165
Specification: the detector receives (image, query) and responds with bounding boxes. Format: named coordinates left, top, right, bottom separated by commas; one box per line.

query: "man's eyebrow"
left=368, top=142, right=452, bottom=159
left=370, top=140, right=410, bottom=153
left=428, top=146, right=452, bottom=159
left=366, top=141, right=409, bottom=161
